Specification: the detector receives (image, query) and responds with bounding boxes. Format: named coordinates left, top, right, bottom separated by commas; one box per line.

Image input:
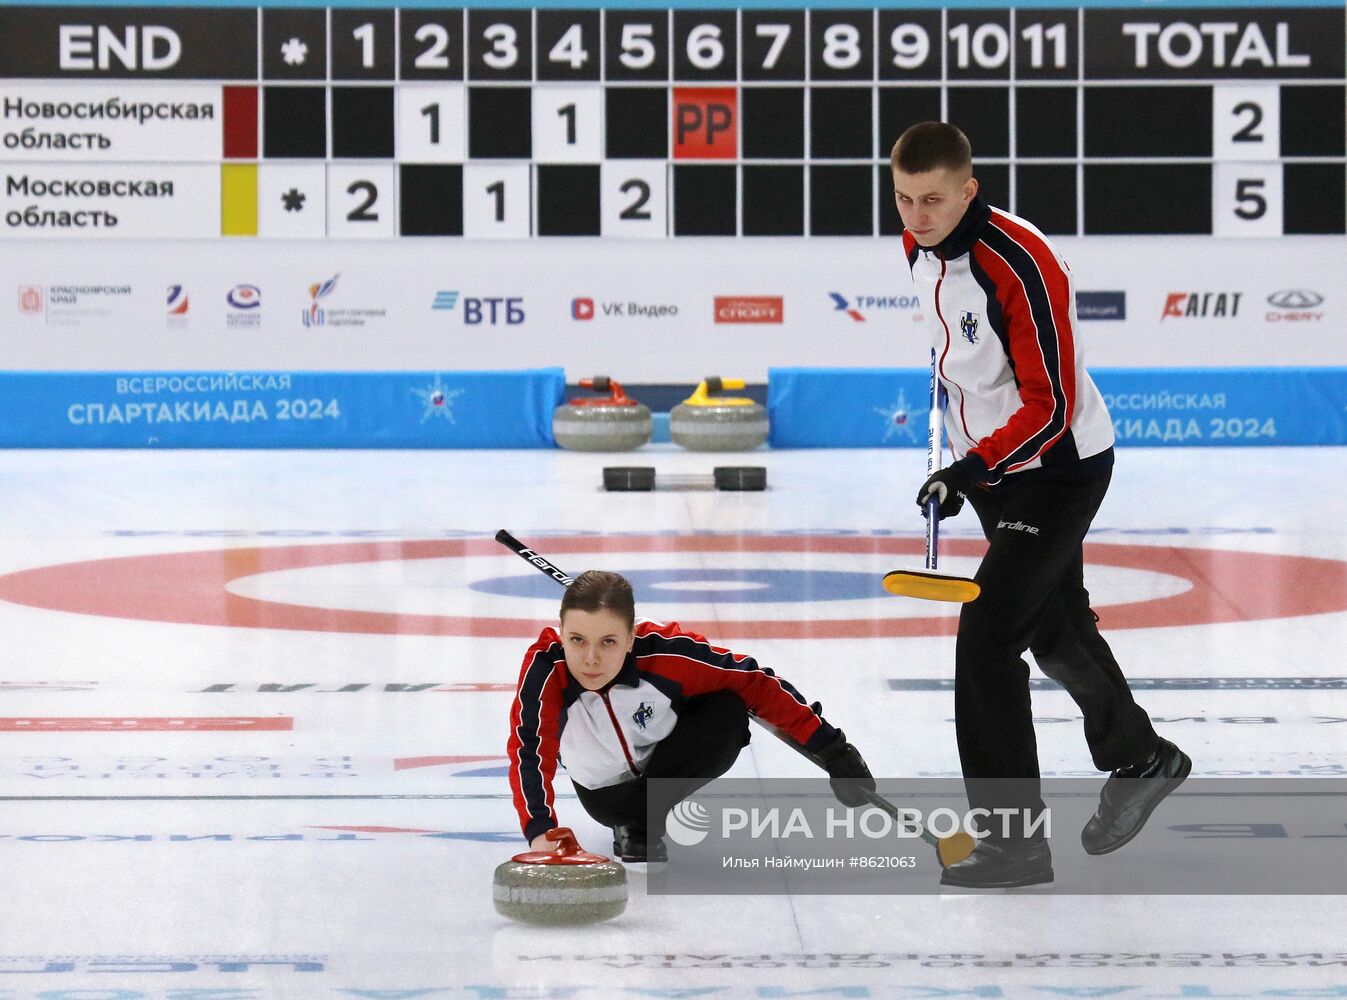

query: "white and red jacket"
left=903, top=196, right=1114, bottom=485
left=507, top=619, right=837, bottom=843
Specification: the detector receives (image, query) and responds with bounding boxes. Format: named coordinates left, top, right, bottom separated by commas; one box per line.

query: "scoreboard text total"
left=1, top=6, right=1343, bottom=239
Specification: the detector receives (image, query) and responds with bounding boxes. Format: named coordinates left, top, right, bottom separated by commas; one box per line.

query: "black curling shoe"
left=940, top=839, right=1054, bottom=889
left=1082, top=738, right=1192, bottom=856
left=612, top=825, right=668, bottom=863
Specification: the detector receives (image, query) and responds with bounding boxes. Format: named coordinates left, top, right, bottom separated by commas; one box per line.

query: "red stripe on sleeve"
left=968, top=215, right=1077, bottom=473
left=506, top=629, right=565, bottom=839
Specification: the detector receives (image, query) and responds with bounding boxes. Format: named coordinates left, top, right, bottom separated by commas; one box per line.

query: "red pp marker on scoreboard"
left=673, top=87, right=738, bottom=160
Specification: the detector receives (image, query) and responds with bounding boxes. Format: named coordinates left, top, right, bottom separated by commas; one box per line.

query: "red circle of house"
left=0, top=535, right=1342, bottom=640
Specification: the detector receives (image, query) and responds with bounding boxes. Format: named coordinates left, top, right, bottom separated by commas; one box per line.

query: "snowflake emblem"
left=281, top=38, right=308, bottom=65
left=874, top=389, right=918, bottom=443
left=411, top=376, right=465, bottom=424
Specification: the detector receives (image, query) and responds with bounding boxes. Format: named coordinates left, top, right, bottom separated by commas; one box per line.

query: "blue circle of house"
left=469, top=568, right=885, bottom=604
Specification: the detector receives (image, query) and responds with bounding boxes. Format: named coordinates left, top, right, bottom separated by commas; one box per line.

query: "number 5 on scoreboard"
left=1213, top=162, right=1282, bottom=237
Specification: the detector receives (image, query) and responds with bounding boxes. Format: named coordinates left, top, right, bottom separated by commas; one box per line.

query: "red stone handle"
left=511, top=827, right=613, bottom=865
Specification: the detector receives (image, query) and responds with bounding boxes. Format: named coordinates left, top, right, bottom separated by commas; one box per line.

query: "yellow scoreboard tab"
left=220, top=163, right=257, bottom=236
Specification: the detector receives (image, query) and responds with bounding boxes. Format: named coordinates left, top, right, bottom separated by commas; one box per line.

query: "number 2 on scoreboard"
left=327, top=165, right=396, bottom=238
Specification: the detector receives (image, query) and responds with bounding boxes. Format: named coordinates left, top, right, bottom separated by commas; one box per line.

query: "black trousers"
left=573, top=691, right=750, bottom=837
left=957, top=461, right=1158, bottom=840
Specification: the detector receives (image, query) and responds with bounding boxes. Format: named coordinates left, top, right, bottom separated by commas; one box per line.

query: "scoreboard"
left=1, top=4, right=1344, bottom=240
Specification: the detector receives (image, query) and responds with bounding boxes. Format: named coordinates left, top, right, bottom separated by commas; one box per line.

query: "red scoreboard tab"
left=673, top=87, right=737, bottom=159
left=222, top=86, right=259, bottom=159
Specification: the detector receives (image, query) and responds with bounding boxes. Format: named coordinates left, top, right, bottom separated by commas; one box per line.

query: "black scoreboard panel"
left=1, top=6, right=1343, bottom=237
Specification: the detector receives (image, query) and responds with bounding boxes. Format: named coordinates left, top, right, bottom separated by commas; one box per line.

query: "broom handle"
left=925, top=348, right=946, bottom=572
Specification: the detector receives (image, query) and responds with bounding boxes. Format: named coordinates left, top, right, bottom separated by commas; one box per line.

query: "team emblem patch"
left=632, top=702, right=654, bottom=730
left=960, top=311, right=980, bottom=344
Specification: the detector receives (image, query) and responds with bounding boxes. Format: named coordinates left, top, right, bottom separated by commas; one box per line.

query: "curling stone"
left=669, top=377, right=768, bottom=452
left=492, top=827, right=627, bottom=925
left=553, top=376, right=652, bottom=452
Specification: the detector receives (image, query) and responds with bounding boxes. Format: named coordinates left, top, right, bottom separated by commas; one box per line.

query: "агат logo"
left=1162, top=291, right=1242, bottom=319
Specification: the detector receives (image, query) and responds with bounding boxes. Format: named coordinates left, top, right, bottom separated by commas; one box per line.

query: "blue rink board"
left=0, top=369, right=565, bottom=448
left=767, top=367, right=1347, bottom=448
left=3, top=367, right=1344, bottom=448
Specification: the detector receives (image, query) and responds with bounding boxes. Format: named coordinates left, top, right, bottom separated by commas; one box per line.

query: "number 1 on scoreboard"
left=464, top=164, right=530, bottom=237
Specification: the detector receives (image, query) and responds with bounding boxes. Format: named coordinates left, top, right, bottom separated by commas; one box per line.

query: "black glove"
left=814, top=729, right=876, bottom=808
left=916, top=461, right=973, bottom=520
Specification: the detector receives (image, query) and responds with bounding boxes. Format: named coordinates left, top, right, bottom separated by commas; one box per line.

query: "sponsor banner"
left=768, top=367, right=1347, bottom=447
left=0, top=716, right=291, bottom=731
left=648, top=778, right=1347, bottom=895
left=0, top=368, right=563, bottom=447
left=2, top=237, right=1343, bottom=377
